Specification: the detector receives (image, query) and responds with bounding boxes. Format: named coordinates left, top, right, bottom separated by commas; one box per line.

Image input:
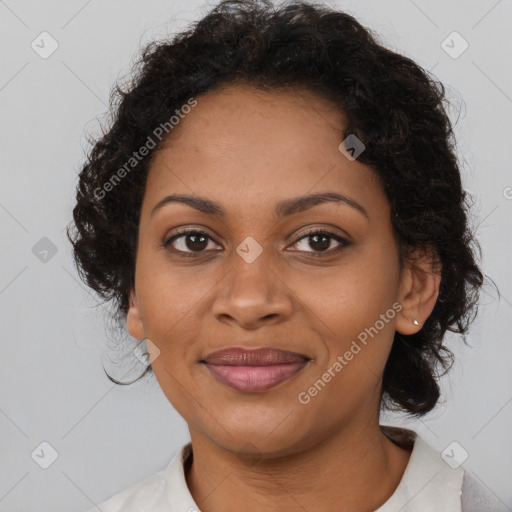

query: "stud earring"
left=412, top=318, right=420, bottom=326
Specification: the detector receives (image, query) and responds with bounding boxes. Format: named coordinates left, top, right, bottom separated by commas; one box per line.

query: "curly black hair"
left=67, top=0, right=484, bottom=416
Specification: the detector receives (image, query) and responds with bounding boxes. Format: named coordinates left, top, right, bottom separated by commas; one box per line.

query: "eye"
left=162, top=229, right=221, bottom=256
left=288, top=229, right=351, bottom=256
left=162, top=227, right=351, bottom=258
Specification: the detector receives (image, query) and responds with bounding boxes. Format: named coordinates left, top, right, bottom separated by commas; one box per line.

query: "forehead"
left=143, top=84, right=383, bottom=217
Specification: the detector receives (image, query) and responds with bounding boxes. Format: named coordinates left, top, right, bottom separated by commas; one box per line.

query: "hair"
left=67, top=0, right=484, bottom=416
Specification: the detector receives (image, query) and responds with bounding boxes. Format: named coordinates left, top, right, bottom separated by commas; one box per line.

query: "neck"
left=185, top=421, right=412, bottom=512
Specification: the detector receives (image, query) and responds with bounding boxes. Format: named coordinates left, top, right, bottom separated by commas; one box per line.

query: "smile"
left=202, top=361, right=310, bottom=393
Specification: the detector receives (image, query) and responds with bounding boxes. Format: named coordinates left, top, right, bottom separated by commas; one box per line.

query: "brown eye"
left=290, top=229, right=351, bottom=255
left=163, top=230, right=220, bottom=254
left=307, top=233, right=331, bottom=251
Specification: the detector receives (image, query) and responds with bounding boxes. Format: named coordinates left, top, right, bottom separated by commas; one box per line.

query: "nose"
left=211, top=250, right=294, bottom=330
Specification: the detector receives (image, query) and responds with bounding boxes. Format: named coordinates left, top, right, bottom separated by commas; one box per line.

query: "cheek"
left=293, top=244, right=400, bottom=371
left=135, top=250, right=217, bottom=346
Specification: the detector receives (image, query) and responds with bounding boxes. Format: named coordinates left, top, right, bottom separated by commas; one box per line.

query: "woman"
left=67, top=0, right=506, bottom=510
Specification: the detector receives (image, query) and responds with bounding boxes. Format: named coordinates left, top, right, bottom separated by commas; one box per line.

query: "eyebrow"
left=150, top=192, right=369, bottom=219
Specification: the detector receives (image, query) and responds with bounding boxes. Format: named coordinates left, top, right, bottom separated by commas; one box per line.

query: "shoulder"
left=82, top=442, right=193, bottom=512
left=461, top=471, right=510, bottom=512
left=380, top=425, right=510, bottom=512
left=376, top=426, right=464, bottom=511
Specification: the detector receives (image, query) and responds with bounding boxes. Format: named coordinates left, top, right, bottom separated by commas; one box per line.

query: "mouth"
left=199, top=347, right=311, bottom=393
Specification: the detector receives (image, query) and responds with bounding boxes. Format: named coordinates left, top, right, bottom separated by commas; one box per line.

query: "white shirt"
left=86, top=426, right=509, bottom=511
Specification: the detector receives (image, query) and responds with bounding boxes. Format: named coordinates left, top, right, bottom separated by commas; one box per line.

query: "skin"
left=127, top=83, right=441, bottom=512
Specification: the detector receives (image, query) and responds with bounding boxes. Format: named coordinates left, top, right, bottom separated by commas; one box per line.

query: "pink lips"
left=201, top=347, right=310, bottom=393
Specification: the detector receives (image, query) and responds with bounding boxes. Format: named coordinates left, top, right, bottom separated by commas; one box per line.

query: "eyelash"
left=162, top=228, right=351, bottom=258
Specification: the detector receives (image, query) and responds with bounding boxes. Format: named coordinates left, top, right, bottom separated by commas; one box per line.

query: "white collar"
left=375, top=426, right=463, bottom=511
left=94, top=426, right=464, bottom=511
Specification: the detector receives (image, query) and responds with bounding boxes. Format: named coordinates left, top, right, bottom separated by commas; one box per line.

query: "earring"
left=412, top=318, right=420, bottom=326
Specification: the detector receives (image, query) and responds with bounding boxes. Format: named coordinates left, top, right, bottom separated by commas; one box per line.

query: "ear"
left=395, top=247, right=442, bottom=335
left=127, top=287, right=145, bottom=340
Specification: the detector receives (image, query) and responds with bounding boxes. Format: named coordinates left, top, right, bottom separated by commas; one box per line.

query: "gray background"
left=0, top=0, right=511, bottom=510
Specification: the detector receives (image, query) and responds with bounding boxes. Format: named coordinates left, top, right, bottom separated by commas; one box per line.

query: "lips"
left=203, top=347, right=309, bottom=366
left=200, top=347, right=311, bottom=393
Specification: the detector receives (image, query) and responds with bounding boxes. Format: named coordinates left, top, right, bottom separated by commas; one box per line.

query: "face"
left=127, top=84, right=417, bottom=457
